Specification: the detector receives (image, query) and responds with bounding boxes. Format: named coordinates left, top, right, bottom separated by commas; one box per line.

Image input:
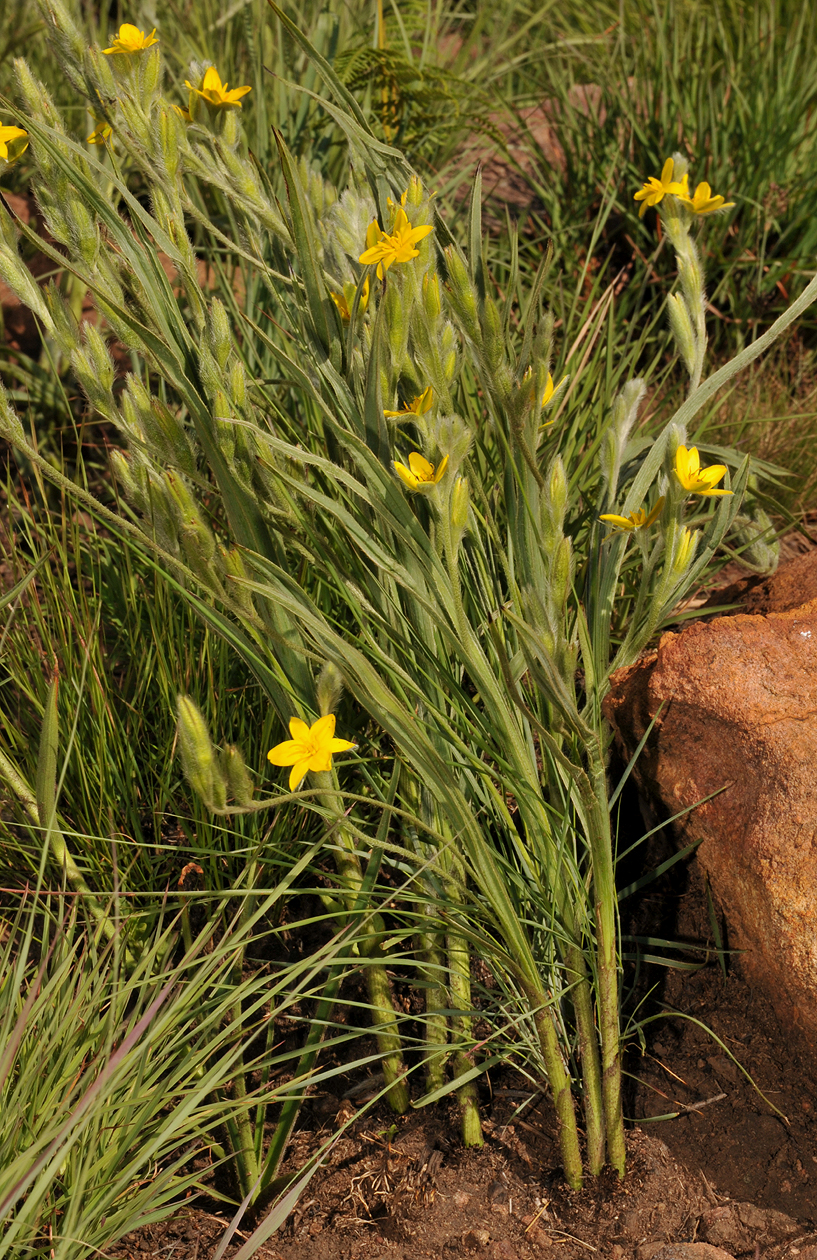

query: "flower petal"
left=289, top=758, right=312, bottom=791
left=408, top=451, right=434, bottom=480
left=268, top=739, right=304, bottom=767
left=289, top=716, right=311, bottom=742
left=311, top=714, right=337, bottom=743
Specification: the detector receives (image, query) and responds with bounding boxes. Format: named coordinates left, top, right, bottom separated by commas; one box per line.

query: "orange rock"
left=605, top=595, right=817, bottom=1042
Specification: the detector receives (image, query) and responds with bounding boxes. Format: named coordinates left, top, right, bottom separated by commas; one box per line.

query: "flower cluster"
left=100, top=23, right=251, bottom=115
left=634, top=157, right=734, bottom=219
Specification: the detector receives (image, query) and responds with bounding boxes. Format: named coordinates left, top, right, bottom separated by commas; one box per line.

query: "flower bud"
left=543, top=454, right=568, bottom=546
left=670, top=527, right=699, bottom=579
left=165, top=471, right=216, bottom=562
left=44, top=283, right=80, bottom=356
left=220, top=745, right=254, bottom=806
left=220, top=545, right=256, bottom=615
left=176, top=695, right=227, bottom=810
left=441, top=323, right=458, bottom=383
left=158, top=106, right=184, bottom=179
left=207, top=298, right=232, bottom=370
left=451, top=475, right=470, bottom=533
left=138, top=45, right=162, bottom=103
left=444, top=247, right=479, bottom=344
left=384, top=281, right=407, bottom=364
left=666, top=292, right=697, bottom=377
left=423, top=271, right=441, bottom=321
left=317, top=662, right=345, bottom=717
left=550, top=536, right=573, bottom=612
left=228, top=360, right=246, bottom=410
left=480, top=297, right=503, bottom=373
left=146, top=399, right=196, bottom=474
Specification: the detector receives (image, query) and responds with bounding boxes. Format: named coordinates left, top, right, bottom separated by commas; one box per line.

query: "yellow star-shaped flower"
left=384, top=386, right=434, bottom=419
left=393, top=451, right=448, bottom=491
left=185, top=66, right=251, bottom=109
left=678, top=181, right=735, bottom=216
left=0, top=125, right=29, bottom=163
left=634, top=158, right=689, bottom=218
left=267, top=714, right=356, bottom=792
left=359, top=208, right=433, bottom=280
left=102, top=23, right=158, bottom=54
left=674, top=445, right=732, bottom=496
left=599, top=496, right=665, bottom=537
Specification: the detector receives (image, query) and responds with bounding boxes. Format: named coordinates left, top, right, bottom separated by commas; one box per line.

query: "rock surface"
left=605, top=596, right=817, bottom=1042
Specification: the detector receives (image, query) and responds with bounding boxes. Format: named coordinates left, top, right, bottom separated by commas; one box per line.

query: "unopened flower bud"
left=207, top=298, right=232, bottom=370
left=671, top=527, right=699, bottom=578
left=445, top=247, right=479, bottom=344
left=317, top=662, right=345, bottom=717
left=544, top=455, right=568, bottom=545
left=44, top=283, right=80, bottom=356
left=666, top=293, right=697, bottom=377
left=423, top=271, right=441, bottom=321
left=176, top=696, right=226, bottom=810
left=481, top=297, right=503, bottom=373
left=451, top=475, right=470, bottom=533
left=550, top=536, right=573, bottom=612
left=219, top=745, right=254, bottom=806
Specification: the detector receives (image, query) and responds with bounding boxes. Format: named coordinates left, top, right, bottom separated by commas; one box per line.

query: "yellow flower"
left=674, top=445, right=732, bottom=496
left=0, top=125, right=29, bottom=164
left=102, top=23, right=158, bottom=54
left=393, top=451, right=449, bottom=491
left=86, top=118, right=112, bottom=145
left=633, top=158, right=689, bottom=218
left=172, top=104, right=192, bottom=123
left=359, top=207, right=433, bottom=280
left=330, top=275, right=370, bottom=322
left=267, top=714, right=356, bottom=792
left=600, top=496, right=665, bottom=536
left=384, top=386, right=434, bottom=419
left=184, top=66, right=251, bottom=109
left=678, top=181, right=735, bottom=216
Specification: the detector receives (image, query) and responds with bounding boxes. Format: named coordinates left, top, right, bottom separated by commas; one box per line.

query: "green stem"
left=314, top=770, right=409, bottom=1114
left=528, top=982, right=583, bottom=1190
left=584, top=748, right=625, bottom=1177
left=566, top=939, right=605, bottom=1175
left=417, top=916, right=449, bottom=1094
left=444, top=872, right=483, bottom=1147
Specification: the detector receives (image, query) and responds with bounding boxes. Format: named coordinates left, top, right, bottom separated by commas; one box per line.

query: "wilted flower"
left=634, top=158, right=689, bottom=218
left=359, top=208, right=433, bottom=280
left=384, top=386, right=434, bottom=419
left=330, top=276, right=370, bottom=322
left=86, top=118, right=112, bottom=145
left=267, top=714, right=356, bottom=791
left=599, top=496, right=666, bottom=537
left=393, top=451, right=448, bottom=490
left=102, top=23, right=158, bottom=54
left=185, top=66, right=251, bottom=109
left=679, top=181, right=735, bottom=216
left=674, top=445, right=732, bottom=496
left=0, top=125, right=29, bottom=163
